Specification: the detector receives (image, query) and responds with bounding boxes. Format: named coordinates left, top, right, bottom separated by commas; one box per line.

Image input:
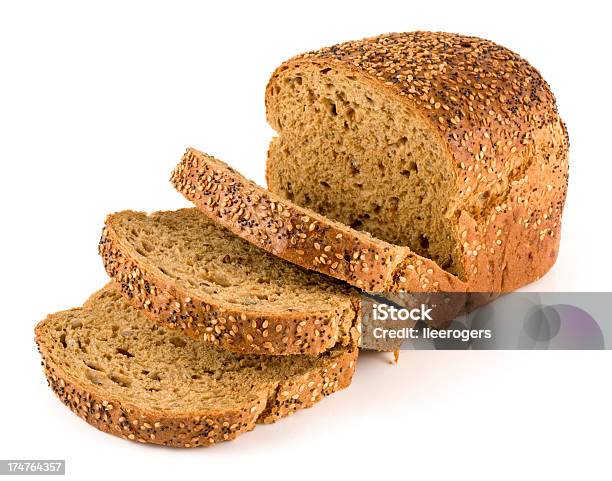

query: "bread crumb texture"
left=264, top=31, right=569, bottom=292
left=35, top=285, right=357, bottom=447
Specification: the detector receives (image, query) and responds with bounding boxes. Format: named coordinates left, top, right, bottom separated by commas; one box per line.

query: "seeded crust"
left=172, top=148, right=462, bottom=292
left=35, top=285, right=357, bottom=448
left=99, top=209, right=361, bottom=356
left=264, top=32, right=569, bottom=292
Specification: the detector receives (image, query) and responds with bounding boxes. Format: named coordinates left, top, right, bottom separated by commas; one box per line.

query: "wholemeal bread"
left=264, top=31, right=569, bottom=292
left=99, top=209, right=360, bottom=355
left=35, top=285, right=357, bottom=447
left=172, top=148, right=461, bottom=292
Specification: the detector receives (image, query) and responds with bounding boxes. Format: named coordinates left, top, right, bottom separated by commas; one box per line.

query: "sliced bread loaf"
left=35, top=285, right=357, bottom=447
left=265, top=32, right=569, bottom=292
left=99, top=208, right=360, bottom=355
left=172, top=148, right=465, bottom=292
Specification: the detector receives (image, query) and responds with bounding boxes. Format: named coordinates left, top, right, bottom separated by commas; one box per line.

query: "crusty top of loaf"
left=268, top=31, right=569, bottom=212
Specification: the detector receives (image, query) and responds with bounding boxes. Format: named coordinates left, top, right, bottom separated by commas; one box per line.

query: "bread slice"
left=264, top=32, right=569, bottom=292
left=172, top=148, right=464, bottom=292
left=99, top=209, right=360, bottom=355
left=35, top=285, right=357, bottom=447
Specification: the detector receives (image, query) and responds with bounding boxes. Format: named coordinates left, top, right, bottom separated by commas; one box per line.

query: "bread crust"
left=99, top=212, right=361, bottom=356
left=172, top=148, right=465, bottom=292
left=265, top=32, right=569, bottom=292
left=34, top=290, right=358, bottom=448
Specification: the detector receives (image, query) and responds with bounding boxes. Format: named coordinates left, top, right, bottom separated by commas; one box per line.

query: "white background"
left=1, top=1, right=611, bottom=479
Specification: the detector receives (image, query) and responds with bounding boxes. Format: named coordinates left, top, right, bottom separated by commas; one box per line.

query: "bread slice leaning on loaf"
left=35, top=285, right=357, bottom=447
left=172, top=148, right=462, bottom=292
left=265, top=31, right=569, bottom=292
left=99, top=208, right=360, bottom=356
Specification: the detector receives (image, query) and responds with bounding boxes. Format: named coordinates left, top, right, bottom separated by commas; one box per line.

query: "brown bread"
left=99, top=209, right=360, bottom=356
left=35, top=285, right=357, bottom=447
left=172, top=148, right=461, bottom=292
left=265, top=31, right=569, bottom=292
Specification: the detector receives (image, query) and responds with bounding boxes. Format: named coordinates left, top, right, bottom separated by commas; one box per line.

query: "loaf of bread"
left=99, top=209, right=360, bottom=355
left=264, top=31, right=569, bottom=292
left=35, top=285, right=357, bottom=447
left=35, top=31, right=571, bottom=450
